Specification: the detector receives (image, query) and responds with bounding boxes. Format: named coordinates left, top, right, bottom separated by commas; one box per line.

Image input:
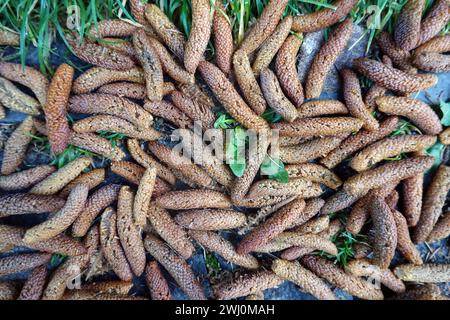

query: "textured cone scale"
left=213, top=270, right=283, bottom=300
left=292, top=216, right=330, bottom=235
left=297, top=100, right=348, bottom=118
left=353, top=58, right=438, bottom=94
left=320, top=116, right=399, bottom=169
left=148, top=37, right=194, bottom=84
left=271, top=259, right=336, bottom=300
left=213, top=1, right=233, bottom=75
left=272, top=117, right=363, bottom=138
left=391, top=209, right=423, bottom=265
left=237, top=198, right=306, bottom=254
left=376, top=96, right=442, bottom=135
left=0, top=225, right=86, bottom=256
left=365, top=55, right=393, bottom=109
left=143, top=100, right=192, bottom=129
left=376, top=32, right=414, bottom=72
left=341, top=68, right=379, bottom=131
left=301, top=255, right=384, bottom=300
left=147, top=205, right=194, bottom=259
left=184, top=0, right=211, bottom=73
left=0, top=62, right=49, bottom=106
left=320, top=189, right=363, bottom=215
left=233, top=49, right=267, bottom=115
left=280, top=136, right=346, bottom=164
left=68, top=93, right=153, bottom=131
left=1, top=116, right=35, bottom=175
left=44, top=63, right=73, bottom=154
left=439, top=127, right=450, bottom=145
left=178, top=129, right=234, bottom=189
left=415, top=34, right=450, bottom=54
left=412, top=52, right=450, bottom=73
left=252, top=16, right=293, bottom=76
left=394, top=0, right=425, bottom=51
left=72, top=184, right=121, bottom=237
left=145, top=261, right=172, bottom=300
left=100, top=207, right=134, bottom=281
left=417, top=0, right=449, bottom=46
left=247, top=178, right=323, bottom=199
left=43, top=226, right=99, bottom=300
left=99, top=82, right=153, bottom=99
left=350, top=135, right=437, bottom=172
left=199, top=61, right=269, bottom=131
left=402, top=174, right=424, bottom=227
left=68, top=35, right=135, bottom=70
left=80, top=281, right=133, bottom=296
left=369, top=196, right=398, bottom=269
left=345, top=259, right=406, bottom=293
left=260, top=68, right=298, bottom=122
left=286, top=163, right=342, bottom=190
left=239, top=0, right=289, bottom=54
left=116, top=186, right=146, bottom=276
left=134, top=167, right=157, bottom=227
left=110, top=161, right=172, bottom=197
left=23, top=184, right=89, bottom=244
left=0, top=29, right=19, bottom=46
left=72, top=67, right=144, bottom=94
left=144, top=235, right=206, bottom=300
left=343, top=156, right=434, bottom=196
left=18, top=265, right=48, bottom=300
left=0, top=253, right=51, bottom=276
left=133, top=30, right=164, bottom=101
left=256, top=233, right=337, bottom=256
left=59, top=168, right=105, bottom=197
left=394, top=264, right=450, bottom=283
left=292, top=0, right=358, bottom=32
left=148, top=142, right=215, bottom=188
left=155, top=190, right=232, bottom=210
left=281, top=219, right=342, bottom=260
left=427, top=210, right=450, bottom=243
left=275, top=34, right=305, bottom=107
left=127, top=138, right=176, bottom=185
left=101, top=38, right=136, bottom=57
left=171, top=91, right=216, bottom=129
left=73, top=115, right=161, bottom=141
left=346, top=182, right=398, bottom=234
left=0, top=76, right=40, bottom=114
left=0, top=193, right=65, bottom=217
left=88, top=19, right=137, bottom=38
left=36, top=119, right=126, bottom=161
left=175, top=209, right=247, bottom=230
left=305, top=19, right=353, bottom=99
left=189, top=230, right=260, bottom=269
left=0, top=165, right=55, bottom=191
left=144, top=4, right=186, bottom=59
left=30, top=156, right=92, bottom=195
left=176, top=82, right=214, bottom=109
left=413, top=165, right=450, bottom=243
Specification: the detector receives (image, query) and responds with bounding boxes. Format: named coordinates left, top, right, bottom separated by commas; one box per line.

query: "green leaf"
left=426, top=142, right=445, bottom=168
left=226, top=126, right=246, bottom=177
left=260, top=156, right=289, bottom=183
left=261, top=108, right=282, bottom=123
left=439, top=100, right=450, bottom=126
left=214, top=112, right=237, bottom=129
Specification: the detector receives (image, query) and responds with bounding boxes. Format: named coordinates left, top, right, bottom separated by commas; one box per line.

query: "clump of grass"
left=390, top=119, right=422, bottom=136
left=203, top=249, right=222, bottom=277
left=324, top=211, right=370, bottom=267
left=97, top=131, right=127, bottom=149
